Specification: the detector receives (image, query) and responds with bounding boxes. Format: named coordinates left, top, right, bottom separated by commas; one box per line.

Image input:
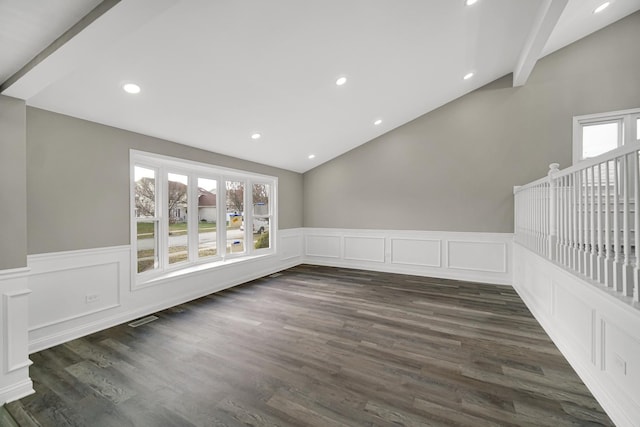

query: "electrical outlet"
left=85, top=294, right=99, bottom=303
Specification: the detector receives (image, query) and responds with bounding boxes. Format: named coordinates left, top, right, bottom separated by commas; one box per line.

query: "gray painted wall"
left=27, top=108, right=303, bottom=254
left=0, top=96, right=27, bottom=269
left=303, top=11, right=640, bottom=233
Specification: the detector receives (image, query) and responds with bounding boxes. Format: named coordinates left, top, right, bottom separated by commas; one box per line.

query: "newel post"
left=548, top=163, right=560, bottom=260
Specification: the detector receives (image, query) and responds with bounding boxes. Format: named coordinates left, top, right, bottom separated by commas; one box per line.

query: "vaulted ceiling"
left=2, top=0, right=639, bottom=172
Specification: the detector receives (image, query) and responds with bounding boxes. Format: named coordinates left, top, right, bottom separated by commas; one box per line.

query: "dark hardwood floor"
left=5, top=265, right=613, bottom=426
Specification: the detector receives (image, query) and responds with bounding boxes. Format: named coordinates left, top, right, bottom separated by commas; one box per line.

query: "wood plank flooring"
left=5, top=265, right=613, bottom=426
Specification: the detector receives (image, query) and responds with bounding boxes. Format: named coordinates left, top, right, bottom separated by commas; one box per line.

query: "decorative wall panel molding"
left=344, top=236, right=385, bottom=263
left=391, top=238, right=441, bottom=267
left=514, top=243, right=640, bottom=427
left=303, top=228, right=512, bottom=285
left=305, top=235, right=341, bottom=258
left=446, top=241, right=507, bottom=273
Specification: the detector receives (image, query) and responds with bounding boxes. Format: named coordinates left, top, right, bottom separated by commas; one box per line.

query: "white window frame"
left=130, top=150, right=278, bottom=289
left=573, top=107, right=640, bottom=164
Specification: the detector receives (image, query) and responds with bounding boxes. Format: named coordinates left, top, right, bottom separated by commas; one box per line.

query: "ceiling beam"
left=0, top=0, right=120, bottom=93
left=1, top=0, right=179, bottom=99
left=513, top=0, right=568, bottom=87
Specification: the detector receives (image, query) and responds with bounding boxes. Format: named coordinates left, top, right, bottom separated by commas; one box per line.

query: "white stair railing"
left=515, top=142, right=640, bottom=303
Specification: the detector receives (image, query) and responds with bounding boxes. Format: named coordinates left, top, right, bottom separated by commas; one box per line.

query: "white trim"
left=0, top=378, right=34, bottom=404
left=0, top=267, right=30, bottom=280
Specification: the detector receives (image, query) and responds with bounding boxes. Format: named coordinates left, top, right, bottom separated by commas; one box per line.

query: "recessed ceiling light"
left=465, top=0, right=478, bottom=5
left=593, top=2, right=610, bottom=13
left=251, top=133, right=261, bottom=140
left=463, top=72, right=474, bottom=80
left=374, top=119, right=382, bottom=126
left=123, top=83, right=141, bottom=94
left=308, top=154, right=316, bottom=159
left=336, top=76, right=347, bottom=86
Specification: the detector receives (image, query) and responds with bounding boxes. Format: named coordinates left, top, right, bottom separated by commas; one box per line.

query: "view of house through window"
left=134, top=166, right=158, bottom=274
left=253, top=183, right=271, bottom=250
left=225, top=180, right=245, bottom=255
left=131, top=151, right=277, bottom=284
left=197, top=178, right=217, bottom=259
left=168, top=173, right=189, bottom=265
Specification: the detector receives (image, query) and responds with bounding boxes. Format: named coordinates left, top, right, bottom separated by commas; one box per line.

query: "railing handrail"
left=514, top=139, right=640, bottom=194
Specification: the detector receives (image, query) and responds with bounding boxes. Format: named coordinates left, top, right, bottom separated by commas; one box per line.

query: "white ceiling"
left=2, top=0, right=639, bottom=173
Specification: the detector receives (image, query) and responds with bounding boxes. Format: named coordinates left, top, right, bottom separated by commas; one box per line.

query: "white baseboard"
left=303, top=228, right=513, bottom=285
left=0, top=378, right=34, bottom=404
left=513, top=243, right=640, bottom=427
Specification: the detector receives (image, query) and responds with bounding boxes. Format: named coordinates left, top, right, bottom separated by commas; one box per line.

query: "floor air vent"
left=128, top=315, right=159, bottom=328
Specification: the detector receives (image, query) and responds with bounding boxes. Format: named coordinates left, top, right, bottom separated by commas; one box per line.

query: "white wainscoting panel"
left=513, top=243, right=640, bottom=427
left=305, top=234, right=341, bottom=259
left=554, top=283, right=595, bottom=363
left=447, top=241, right=507, bottom=273
left=26, top=229, right=304, bottom=353
left=303, top=229, right=512, bottom=285
left=344, top=236, right=385, bottom=263
left=391, top=238, right=441, bottom=267
left=4, top=290, right=31, bottom=373
left=280, top=229, right=303, bottom=261
left=601, top=320, right=640, bottom=408
left=0, top=268, right=34, bottom=404
left=29, top=262, right=121, bottom=332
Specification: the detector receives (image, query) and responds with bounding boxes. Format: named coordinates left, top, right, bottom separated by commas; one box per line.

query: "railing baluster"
left=549, top=164, right=559, bottom=260
left=572, top=172, right=578, bottom=270
left=590, top=166, right=597, bottom=281
left=596, top=163, right=604, bottom=283
left=558, top=177, right=564, bottom=265
left=604, top=160, right=613, bottom=287
left=623, top=154, right=633, bottom=296
left=634, top=151, right=640, bottom=303
left=558, top=176, right=568, bottom=266
left=613, top=157, right=622, bottom=290
left=583, top=168, right=590, bottom=276
left=577, top=170, right=584, bottom=275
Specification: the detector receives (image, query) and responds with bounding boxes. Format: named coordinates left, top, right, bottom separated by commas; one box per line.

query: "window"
left=225, top=180, right=245, bottom=255
left=573, top=108, right=640, bottom=163
left=252, top=183, right=272, bottom=250
left=131, top=150, right=277, bottom=286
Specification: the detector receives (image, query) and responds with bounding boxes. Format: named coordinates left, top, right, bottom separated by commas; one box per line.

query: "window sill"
left=133, top=251, right=276, bottom=290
